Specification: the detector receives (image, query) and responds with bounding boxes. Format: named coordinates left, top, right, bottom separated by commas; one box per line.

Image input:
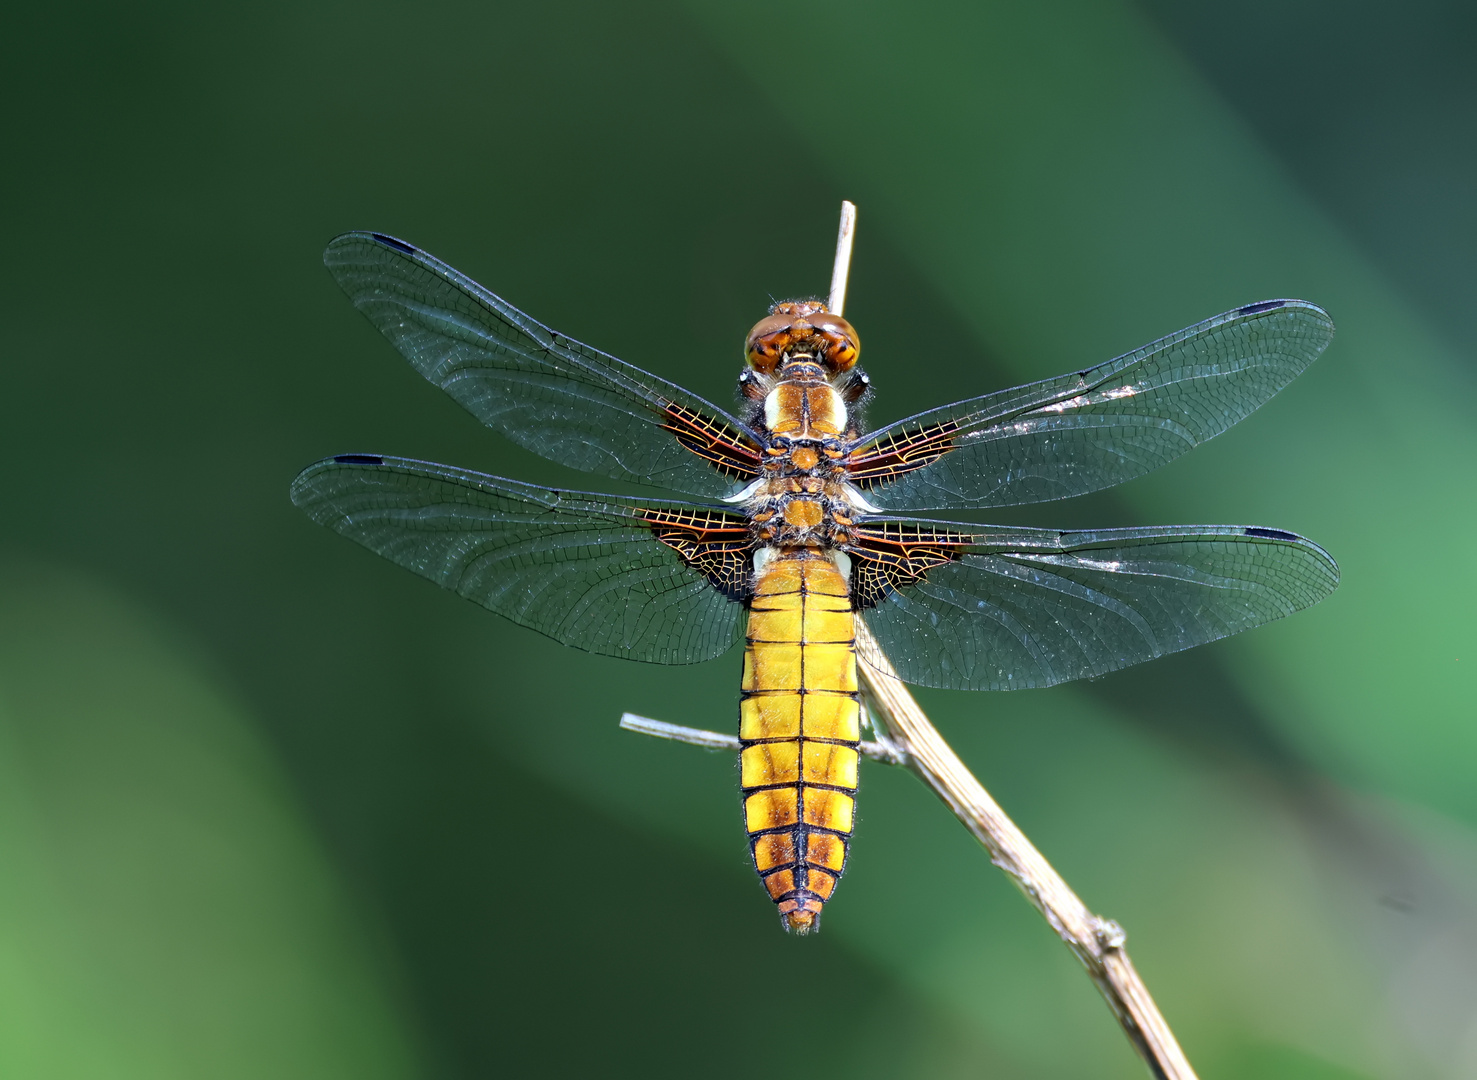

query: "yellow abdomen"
left=740, top=549, right=859, bottom=934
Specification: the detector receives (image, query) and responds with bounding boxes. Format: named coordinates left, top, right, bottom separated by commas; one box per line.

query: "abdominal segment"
left=740, top=549, right=859, bottom=934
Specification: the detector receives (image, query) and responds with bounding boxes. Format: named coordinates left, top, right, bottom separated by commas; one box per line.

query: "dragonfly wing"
left=850, top=517, right=1338, bottom=690
left=324, top=233, right=762, bottom=499
left=848, top=301, right=1334, bottom=510
left=291, top=455, right=751, bottom=664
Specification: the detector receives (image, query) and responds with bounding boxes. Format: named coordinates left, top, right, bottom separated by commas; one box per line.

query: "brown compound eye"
left=809, top=313, right=860, bottom=371
left=745, top=312, right=796, bottom=373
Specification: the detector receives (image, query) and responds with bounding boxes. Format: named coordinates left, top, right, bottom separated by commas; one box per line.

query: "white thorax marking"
left=753, top=546, right=779, bottom=576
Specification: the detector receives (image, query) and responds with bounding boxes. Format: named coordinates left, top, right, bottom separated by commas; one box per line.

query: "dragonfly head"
left=745, top=300, right=860, bottom=376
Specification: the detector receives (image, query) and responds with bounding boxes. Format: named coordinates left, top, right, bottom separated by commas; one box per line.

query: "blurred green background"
left=2, top=1, right=1474, bottom=1077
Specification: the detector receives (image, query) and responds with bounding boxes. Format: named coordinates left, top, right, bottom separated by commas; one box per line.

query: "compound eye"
left=745, top=312, right=795, bottom=373
left=809, top=313, right=860, bottom=371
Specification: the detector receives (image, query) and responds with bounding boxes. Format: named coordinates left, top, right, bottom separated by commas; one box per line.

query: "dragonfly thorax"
left=746, top=479, right=857, bottom=551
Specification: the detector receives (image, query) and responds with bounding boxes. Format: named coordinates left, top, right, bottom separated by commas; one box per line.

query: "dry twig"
left=853, top=620, right=1195, bottom=1080
left=622, top=200, right=1197, bottom=1080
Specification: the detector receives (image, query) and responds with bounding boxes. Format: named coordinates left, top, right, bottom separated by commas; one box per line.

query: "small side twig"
left=619, top=713, right=907, bottom=766
left=622, top=199, right=1197, bottom=1080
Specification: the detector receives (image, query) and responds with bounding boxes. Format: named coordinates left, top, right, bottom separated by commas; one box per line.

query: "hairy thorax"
left=744, top=366, right=864, bottom=551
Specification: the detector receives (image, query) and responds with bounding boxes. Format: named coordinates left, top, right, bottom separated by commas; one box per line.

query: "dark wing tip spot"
left=334, top=453, right=385, bottom=466
left=370, top=233, right=417, bottom=254
left=1244, top=526, right=1298, bottom=541
left=1237, top=300, right=1286, bottom=315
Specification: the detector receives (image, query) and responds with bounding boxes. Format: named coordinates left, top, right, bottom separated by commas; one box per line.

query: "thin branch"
left=828, top=200, right=857, bottom=315
left=619, top=712, right=907, bottom=766
left=621, top=198, right=1198, bottom=1080
left=618, top=713, right=740, bottom=751
left=853, top=621, right=1196, bottom=1080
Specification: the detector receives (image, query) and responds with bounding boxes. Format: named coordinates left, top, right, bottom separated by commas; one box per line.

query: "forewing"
left=324, top=233, right=762, bottom=498
left=849, top=301, right=1334, bottom=510
left=850, top=518, right=1338, bottom=690
left=291, top=455, right=751, bottom=664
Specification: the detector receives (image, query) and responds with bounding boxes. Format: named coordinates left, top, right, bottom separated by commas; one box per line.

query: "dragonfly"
left=292, top=230, right=1339, bottom=934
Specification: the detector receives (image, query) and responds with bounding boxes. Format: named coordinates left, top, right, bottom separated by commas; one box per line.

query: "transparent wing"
left=851, top=518, right=1338, bottom=690
left=290, top=454, right=751, bottom=664
left=324, top=233, right=763, bottom=499
left=848, top=301, right=1334, bottom=510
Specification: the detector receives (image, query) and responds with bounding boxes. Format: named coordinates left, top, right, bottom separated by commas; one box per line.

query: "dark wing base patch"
left=846, top=521, right=969, bottom=607
left=845, top=421, right=958, bottom=489
left=661, top=403, right=762, bottom=483
left=640, top=507, right=754, bottom=601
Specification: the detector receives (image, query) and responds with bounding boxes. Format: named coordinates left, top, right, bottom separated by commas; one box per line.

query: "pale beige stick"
left=828, top=200, right=858, bottom=314
left=853, top=622, right=1195, bottom=1080
left=619, top=712, right=906, bottom=765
